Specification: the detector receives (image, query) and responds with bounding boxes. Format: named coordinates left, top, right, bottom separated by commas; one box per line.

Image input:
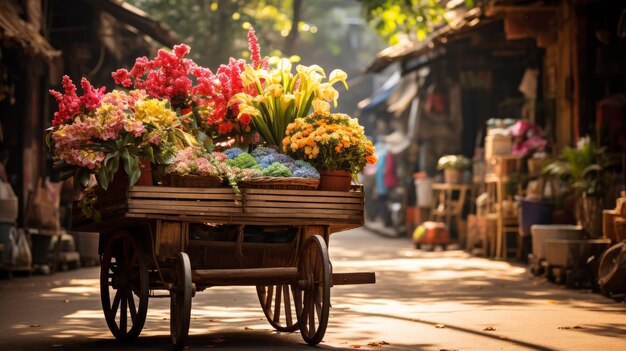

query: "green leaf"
left=98, top=169, right=110, bottom=190
left=129, top=157, right=141, bottom=187
left=77, top=169, right=90, bottom=189
left=109, top=155, right=120, bottom=175
left=122, top=149, right=132, bottom=176
left=143, top=146, right=155, bottom=163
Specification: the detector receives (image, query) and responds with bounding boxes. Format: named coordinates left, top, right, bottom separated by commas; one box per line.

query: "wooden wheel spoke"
left=111, top=289, right=121, bottom=319
left=265, top=285, right=274, bottom=310
left=307, top=293, right=316, bottom=337
left=273, top=284, right=282, bottom=323
left=294, top=286, right=303, bottom=316
left=283, top=285, right=293, bottom=326
left=120, top=291, right=128, bottom=334
left=315, top=287, right=322, bottom=320
left=128, top=293, right=138, bottom=324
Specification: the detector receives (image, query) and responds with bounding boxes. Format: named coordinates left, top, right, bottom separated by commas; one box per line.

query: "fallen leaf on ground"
left=162, top=317, right=168, bottom=320
left=350, top=345, right=361, bottom=349
left=62, top=300, right=70, bottom=303
left=483, top=326, right=496, bottom=331
left=367, top=341, right=390, bottom=347
left=559, top=325, right=586, bottom=330
left=244, top=327, right=253, bottom=330
left=435, top=324, right=446, bottom=328
left=30, top=324, right=41, bottom=327
left=547, top=300, right=557, bottom=304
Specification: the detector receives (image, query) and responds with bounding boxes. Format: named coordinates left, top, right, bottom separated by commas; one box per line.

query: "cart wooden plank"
left=244, top=194, right=363, bottom=204
left=128, top=199, right=241, bottom=208
left=331, top=272, right=376, bottom=286
left=243, top=188, right=363, bottom=198
left=244, top=200, right=363, bottom=210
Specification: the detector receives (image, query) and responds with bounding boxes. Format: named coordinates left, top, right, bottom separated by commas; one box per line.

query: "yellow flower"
left=265, top=84, right=284, bottom=98
left=315, top=83, right=339, bottom=107
left=312, top=100, right=330, bottom=114
left=329, top=69, right=349, bottom=90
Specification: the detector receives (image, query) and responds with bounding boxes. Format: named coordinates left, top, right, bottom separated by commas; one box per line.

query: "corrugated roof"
left=0, top=2, right=61, bottom=61
left=366, top=7, right=484, bottom=73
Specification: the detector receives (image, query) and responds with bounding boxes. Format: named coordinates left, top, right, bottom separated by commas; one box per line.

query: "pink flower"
left=79, top=78, right=105, bottom=111
left=112, top=69, right=132, bottom=87
left=174, top=44, right=190, bottom=59
left=50, top=76, right=106, bottom=126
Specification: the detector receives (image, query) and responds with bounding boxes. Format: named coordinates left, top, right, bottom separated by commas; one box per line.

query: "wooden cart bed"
left=73, top=186, right=364, bottom=233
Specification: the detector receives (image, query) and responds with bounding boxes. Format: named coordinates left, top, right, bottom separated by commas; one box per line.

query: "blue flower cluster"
left=223, top=147, right=245, bottom=159
left=223, top=146, right=320, bottom=179
left=250, top=146, right=276, bottom=159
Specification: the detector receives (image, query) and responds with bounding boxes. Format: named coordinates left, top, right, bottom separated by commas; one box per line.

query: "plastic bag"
left=26, top=178, right=62, bottom=230
left=10, top=228, right=32, bottom=267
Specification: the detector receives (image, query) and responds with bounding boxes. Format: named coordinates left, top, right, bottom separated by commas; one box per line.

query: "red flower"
left=239, top=113, right=252, bottom=126
left=218, top=121, right=234, bottom=134
left=49, top=75, right=105, bottom=126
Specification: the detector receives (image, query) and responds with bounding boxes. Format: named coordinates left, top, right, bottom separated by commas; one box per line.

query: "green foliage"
left=437, top=154, right=471, bottom=170
left=542, top=137, right=612, bottom=197
left=227, top=152, right=258, bottom=169
left=356, top=0, right=475, bottom=44
left=127, top=0, right=295, bottom=67
left=262, top=162, right=293, bottom=177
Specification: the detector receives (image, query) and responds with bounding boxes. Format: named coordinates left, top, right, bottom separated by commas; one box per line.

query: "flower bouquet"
left=282, top=112, right=376, bottom=191
left=46, top=76, right=196, bottom=190
left=228, top=33, right=348, bottom=146
left=223, top=146, right=320, bottom=190
left=163, top=147, right=223, bottom=187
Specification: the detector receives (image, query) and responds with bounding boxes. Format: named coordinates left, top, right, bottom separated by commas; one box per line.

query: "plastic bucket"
left=415, top=178, right=433, bottom=208
left=520, top=199, right=554, bottom=237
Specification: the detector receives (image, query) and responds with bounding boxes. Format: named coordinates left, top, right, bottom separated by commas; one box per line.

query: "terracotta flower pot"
left=443, top=169, right=462, bottom=184
left=318, top=169, right=352, bottom=192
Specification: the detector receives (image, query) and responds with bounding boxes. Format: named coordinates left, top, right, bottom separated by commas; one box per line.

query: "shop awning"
left=387, top=71, right=418, bottom=116
left=84, top=0, right=181, bottom=47
left=357, top=70, right=400, bottom=113
left=0, top=2, right=60, bottom=61
left=366, top=7, right=484, bottom=73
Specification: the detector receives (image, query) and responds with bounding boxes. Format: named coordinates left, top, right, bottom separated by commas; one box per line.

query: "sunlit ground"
left=1, top=228, right=625, bottom=351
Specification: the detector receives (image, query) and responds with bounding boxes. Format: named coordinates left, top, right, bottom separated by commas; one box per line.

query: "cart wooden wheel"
left=171, top=252, right=193, bottom=350
left=100, top=230, right=149, bottom=341
left=294, top=235, right=331, bottom=345
left=256, top=284, right=299, bottom=332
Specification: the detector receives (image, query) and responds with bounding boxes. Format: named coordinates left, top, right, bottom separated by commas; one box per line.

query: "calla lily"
left=265, top=84, right=284, bottom=98
left=329, top=69, right=348, bottom=90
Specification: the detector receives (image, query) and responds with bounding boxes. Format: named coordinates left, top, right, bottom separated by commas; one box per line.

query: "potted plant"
left=282, top=111, right=377, bottom=191
left=437, top=154, right=471, bottom=184
left=542, top=137, right=613, bottom=237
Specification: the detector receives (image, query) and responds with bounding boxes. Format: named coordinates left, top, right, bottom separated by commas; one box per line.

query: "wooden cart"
left=73, top=185, right=375, bottom=349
